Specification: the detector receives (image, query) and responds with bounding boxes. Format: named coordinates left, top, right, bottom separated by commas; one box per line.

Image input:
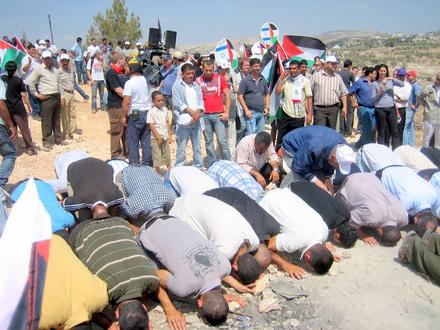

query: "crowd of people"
left=1, top=33, right=440, bottom=329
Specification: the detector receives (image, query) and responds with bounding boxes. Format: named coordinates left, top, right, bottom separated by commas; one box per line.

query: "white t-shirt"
left=21, top=55, right=41, bottom=84
left=123, top=75, right=152, bottom=114
left=147, top=106, right=169, bottom=139
left=259, top=188, right=328, bottom=255
left=86, top=58, right=105, bottom=81
left=87, top=45, right=100, bottom=57
left=170, top=194, right=260, bottom=260
left=169, top=166, right=218, bottom=195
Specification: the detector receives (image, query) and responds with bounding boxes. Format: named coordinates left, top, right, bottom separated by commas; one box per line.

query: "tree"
left=86, top=0, right=142, bottom=45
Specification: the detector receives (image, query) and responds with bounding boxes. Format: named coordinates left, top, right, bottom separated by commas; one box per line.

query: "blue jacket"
left=11, top=180, right=74, bottom=232
left=282, top=126, right=346, bottom=181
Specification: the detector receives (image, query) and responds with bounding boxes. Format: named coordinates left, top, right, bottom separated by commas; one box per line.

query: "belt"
left=314, top=103, right=339, bottom=108
left=63, top=90, right=74, bottom=94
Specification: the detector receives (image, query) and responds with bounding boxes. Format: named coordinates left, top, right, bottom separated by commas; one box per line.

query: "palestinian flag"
left=261, top=42, right=285, bottom=121
left=0, top=179, right=52, bottom=329
left=260, top=22, right=279, bottom=48
left=282, top=35, right=326, bottom=67
left=13, top=37, right=27, bottom=54
left=0, top=40, right=26, bottom=70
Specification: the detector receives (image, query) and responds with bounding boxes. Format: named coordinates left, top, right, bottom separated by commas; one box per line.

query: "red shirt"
left=196, top=73, right=228, bottom=114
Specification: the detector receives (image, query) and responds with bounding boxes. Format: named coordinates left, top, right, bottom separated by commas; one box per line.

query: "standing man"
left=28, top=51, right=67, bottom=150
left=120, top=61, right=152, bottom=166
left=394, top=68, right=412, bottom=145
left=299, top=59, right=312, bottom=79
left=71, top=37, right=87, bottom=84
left=310, top=55, right=348, bottom=129
left=196, top=60, right=231, bottom=167
left=420, top=72, right=440, bottom=148
left=86, top=51, right=106, bottom=113
left=348, top=67, right=377, bottom=148
left=404, top=70, right=421, bottom=146
left=238, top=58, right=270, bottom=135
left=274, top=60, right=313, bottom=151
left=121, top=41, right=132, bottom=58
left=87, top=38, right=100, bottom=57
left=232, top=58, right=250, bottom=143
left=21, top=43, right=42, bottom=118
left=105, top=53, right=128, bottom=159
left=338, top=59, right=356, bottom=137
left=58, top=54, right=78, bottom=141
left=172, top=63, right=204, bottom=168
left=0, top=79, right=16, bottom=189
left=159, top=54, right=177, bottom=110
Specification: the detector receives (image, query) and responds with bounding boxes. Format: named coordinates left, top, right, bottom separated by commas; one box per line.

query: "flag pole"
left=48, top=15, right=54, bottom=43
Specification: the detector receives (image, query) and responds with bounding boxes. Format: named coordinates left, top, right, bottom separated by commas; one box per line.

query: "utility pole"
left=48, top=14, right=54, bottom=43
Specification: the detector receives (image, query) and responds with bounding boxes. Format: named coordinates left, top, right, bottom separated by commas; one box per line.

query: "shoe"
left=92, top=109, right=97, bottom=113
left=26, top=148, right=37, bottom=156
left=398, top=231, right=417, bottom=263
left=56, top=140, right=71, bottom=146
left=43, top=143, right=53, bottom=151
left=84, top=96, right=90, bottom=102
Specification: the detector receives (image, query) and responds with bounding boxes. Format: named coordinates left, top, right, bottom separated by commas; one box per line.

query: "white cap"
left=39, top=39, right=46, bottom=45
left=136, top=42, right=141, bottom=46
left=173, top=50, right=184, bottom=60
left=60, top=53, right=70, bottom=61
left=217, top=59, right=231, bottom=69
left=41, top=50, right=52, bottom=58
left=324, top=55, right=339, bottom=63
left=124, top=41, right=130, bottom=45
left=335, top=144, right=356, bottom=175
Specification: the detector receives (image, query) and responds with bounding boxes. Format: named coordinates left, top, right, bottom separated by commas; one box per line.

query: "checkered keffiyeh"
left=208, top=160, right=263, bottom=201
left=119, top=165, right=176, bottom=218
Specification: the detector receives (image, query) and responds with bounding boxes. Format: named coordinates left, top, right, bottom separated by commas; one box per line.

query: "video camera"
left=137, top=48, right=165, bottom=87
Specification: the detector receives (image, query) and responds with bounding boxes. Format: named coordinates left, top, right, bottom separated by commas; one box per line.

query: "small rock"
left=301, top=285, right=307, bottom=291
left=289, top=318, right=300, bottom=328
left=342, top=251, right=351, bottom=259
left=403, top=280, right=409, bottom=285
left=404, top=308, right=411, bottom=313
left=255, top=275, right=269, bottom=293
left=228, top=301, right=242, bottom=312
left=262, top=288, right=276, bottom=299
left=258, top=297, right=281, bottom=313
left=267, top=265, right=278, bottom=274
left=328, top=268, right=338, bottom=276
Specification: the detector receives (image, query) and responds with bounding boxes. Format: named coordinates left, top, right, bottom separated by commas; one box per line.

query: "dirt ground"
left=7, top=87, right=440, bottom=329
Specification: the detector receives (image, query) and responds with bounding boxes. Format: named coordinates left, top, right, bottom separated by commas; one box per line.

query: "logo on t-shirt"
left=183, top=244, right=219, bottom=277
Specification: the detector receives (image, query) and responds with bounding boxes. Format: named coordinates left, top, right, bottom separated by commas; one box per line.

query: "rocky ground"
left=8, top=87, right=440, bottom=330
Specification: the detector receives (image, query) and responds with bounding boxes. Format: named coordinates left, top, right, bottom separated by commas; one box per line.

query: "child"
left=147, top=91, right=173, bottom=174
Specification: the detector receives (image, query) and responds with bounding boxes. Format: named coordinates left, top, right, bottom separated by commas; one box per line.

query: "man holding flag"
left=238, top=58, right=270, bottom=135
left=275, top=60, right=313, bottom=151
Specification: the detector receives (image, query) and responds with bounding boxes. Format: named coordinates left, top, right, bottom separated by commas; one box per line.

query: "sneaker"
left=398, top=231, right=417, bottom=263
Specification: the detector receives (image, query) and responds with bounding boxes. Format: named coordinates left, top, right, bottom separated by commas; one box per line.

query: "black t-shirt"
left=1, top=75, right=26, bottom=115
left=289, top=181, right=350, bottom=229
left=204, top=187, right=280, bottom=242
left=105, top=68, right=128, bottom=108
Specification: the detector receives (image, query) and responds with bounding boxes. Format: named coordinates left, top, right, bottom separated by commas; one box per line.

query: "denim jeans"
left=0, top=125, right=17, bottom=187
left=126, top=111, right=152, bottom=166
left=202, top=113, right=231, bottom=166
left=26, top=85, right=41, bottom=116
left=175, top=121, right=203, bottom=168
left=91, top=81, right=105, bottom=110
left=245, top=111, right=265, bottom=135
left=74, top=76, right=89, bottom=100
left=403, top=107, right=416, bottom=146
left=355, top=106, right=376, bottom=148
left=74, top=60, right=88, bottom=84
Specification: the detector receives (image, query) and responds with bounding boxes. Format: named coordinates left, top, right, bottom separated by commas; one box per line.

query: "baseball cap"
left=217, top=59, right=231, bottom=69
left=38, top=39, right=46, bottom=45
left=407, top=70, right=417, bottom=78
left=124, top=41, right=130, bottom=45
left=162, top=54, right=172, bottom=61
left=136, top=42, right=141, bottom=46
left=41, top=50, right=52, bottom=58
left=60, top=53, right=70, bottom=61
left=118, top=300, right=149, bottom=330
left=173, top=50, right=184, bottom=60
left=324, top=55, right=339, bottom=63
left=396, top=68, right=407, bottom=76
left=335, top=144, right=356, bottom=175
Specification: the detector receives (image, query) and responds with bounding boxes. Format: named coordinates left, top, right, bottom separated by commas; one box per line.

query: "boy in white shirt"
left=121, top=61, right=152, bottom=165
left=86, top=51, right=106, bottom=113
left=147, top=91, right=173, bottom=174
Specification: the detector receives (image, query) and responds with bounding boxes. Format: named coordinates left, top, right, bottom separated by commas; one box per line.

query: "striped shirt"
left=310, top=70, right=347, bottom=106
left=207, top=160, right=264, bottom=201
left=70, top=217, right=159, bottom=304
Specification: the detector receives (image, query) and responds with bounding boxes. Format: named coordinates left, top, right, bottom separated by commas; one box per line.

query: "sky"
left=2, top=0, right=440, bottom=49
